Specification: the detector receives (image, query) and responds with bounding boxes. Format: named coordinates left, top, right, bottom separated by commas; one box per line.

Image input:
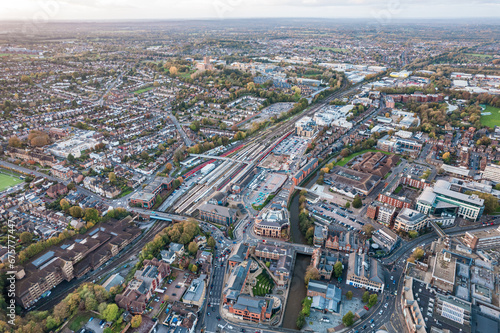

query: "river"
left=282, top=253, right=312, bottom=329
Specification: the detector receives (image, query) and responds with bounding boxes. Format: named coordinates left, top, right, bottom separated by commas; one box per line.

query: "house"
left=307, top=280, right=342, bottom=313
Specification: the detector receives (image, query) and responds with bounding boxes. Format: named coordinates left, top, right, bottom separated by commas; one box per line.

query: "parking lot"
left=308, top=201, right=371, bottom=232
left=84, top=317, right=108, bottom=333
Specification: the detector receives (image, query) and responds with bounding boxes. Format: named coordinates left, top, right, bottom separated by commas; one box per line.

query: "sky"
left=2, top=0, right=500, bottom=21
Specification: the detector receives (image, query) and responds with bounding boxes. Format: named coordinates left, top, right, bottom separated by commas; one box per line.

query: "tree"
left=473, top=192, right=499, bottom=215
left=188, top=241, right=199, bottom=255
left=352, top=195, right=362, bottom=209
left=362, top=291, right=370, bottom=303
left=103, top=304, right=119, bottom=322
left=340, top=148, right=350, bottom=157
left=108, top=172, right=116, bottom=183
left=342, top=311, right=355, bottom=326
left=131, top=315, right=142, bottom=328
left=296, top=313, right=306, bottom=329
left=368, top=293, right=378, bottom=307
left=98, top=302, right=108, bottom=314
left=334, top=261, right=343, bottom=278
left=207, top=236, right=216, bottom=248
left=408, top=230, right=419, bottom=239
left=8, top=136, right=21, bottom=148
left=103, top=328, right=113, bottom=333
left=442, top=152, right=452, bottom=164
left=495, top=183, right=500, bottom=191
left=247, top=82, right=255, bottom=90
left=362, top=224, right=375, bottom=238
left=68, top=206, right=83, bottom=218
left=346, top=291, right=353, bottom=300
left=67, top=182, right=76, bottom=191
left=304, top=266, right=319, bottom=285
left=60, top=198, right=70, bottom=211
left=20, top=232, right=33, bottom=244
left=169, top=66, right=178, bottom=76
left=67, top=153, right=75, bottom=163
left=190, top=264, right=198, bottom=273
left=140, top=151, right=149, bottom=160
left=84, top=208, right=99, bottom=223
left=345, top=201, right=350, bottom=209
left=266, top=261, right=271, bottom=268
left=165, top=163, right=173, bottom=173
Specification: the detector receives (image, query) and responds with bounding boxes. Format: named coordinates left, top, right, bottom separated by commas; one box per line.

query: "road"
left=167, top=110, right=193, bottom=146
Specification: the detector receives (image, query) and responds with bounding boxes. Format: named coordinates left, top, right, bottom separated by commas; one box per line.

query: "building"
left=51, top=165, right=73, bottom=180
left=252, top=243, right=292, bottom=287
left=311, top=248, right=341, bottom=280
left=325, top=167, right=381, bottom=196
left=346, top=253, right=384, bottom=292
left=377, top=193, right=412, bottom=209
left=253, top=204, right=289, bottom=238
left=228, top=243, right=250, bottom=268
left=307, top=280, right=342, bottom=313
left=435, top=294, right=471, bottom=331
left=482, top=164, right=500, bottom=183
left=47, top=183, right=68, bottom=199
left=17, top=217, right=141, bottom=308
left=182, top=274, right=206, bottom=307
left=394, top=208, right=429, bottom=232
left=377, top=205, right=396, bottom=226
left=198, top=203, right=237, bottom=225
left=116, top=258, right=171, bottom=313
left=313, top=225, right=328, bottom=246
left=431, top=242, right=456, bottom=293
left=351, top=152, right=399, bottom=178
left=416, top=180, right=484, bottom=221
left=462, top=226, right=500, bottom=250
left=366, top=204, right=378, bottom=220
left=130, top=176, right=174, bottom=209
left=292, top=158, right=318, bottom=185
left=295, top=116, right=317, bottom=137
left=371, top=227, right=400, bottom=253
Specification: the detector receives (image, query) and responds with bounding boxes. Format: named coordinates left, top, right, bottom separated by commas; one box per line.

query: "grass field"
left=464, top=53, right=493, bottom=59
left=480, top=105, right=500, bottom=128
left=133, top=86, right=154, bottom=94
left=335, top=149, right=391, bottom=167
left=0, top=173, right=23, bottom=192
left=68, top=313, right=92, bottom=331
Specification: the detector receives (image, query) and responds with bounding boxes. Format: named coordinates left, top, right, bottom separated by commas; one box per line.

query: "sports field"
left=0, top=173, right=23, bottom=192
left=480, top=105, right=500, bottom=128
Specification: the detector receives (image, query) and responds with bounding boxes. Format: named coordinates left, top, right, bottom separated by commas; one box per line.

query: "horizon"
left=3, top=0, right=500, bottom=22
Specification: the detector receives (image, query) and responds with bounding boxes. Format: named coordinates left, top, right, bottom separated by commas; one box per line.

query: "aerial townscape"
left=0, top=7, right=499, bottom=333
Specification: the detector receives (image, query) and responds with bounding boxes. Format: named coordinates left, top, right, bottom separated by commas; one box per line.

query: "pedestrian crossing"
left=209, top=298, right=220, bottom=305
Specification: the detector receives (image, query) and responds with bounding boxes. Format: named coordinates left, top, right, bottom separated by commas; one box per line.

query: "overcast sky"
left=3, top=0, right=500, bottom=21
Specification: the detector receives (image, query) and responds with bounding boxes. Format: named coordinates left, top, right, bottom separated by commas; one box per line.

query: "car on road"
left=370, top=319, right=374, bottom=323
left=384, top=303, right=388, bottom=308
left=379, top=310, right=383, bottom=315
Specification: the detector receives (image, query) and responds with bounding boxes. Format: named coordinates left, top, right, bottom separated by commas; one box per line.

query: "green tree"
left=266, top=261, right=271, bottom=268
left=408, top=230, right=419, bottom=239
left=362, top=291, right=370, bottom=303
left=67, top=182, right=76, bottom=191
left=84, top=208, right=99, bottom=223
left=20, top=231, right=33, bottom=244
left=103, top=304, right=119, bottom=322
left=345, top=201, right=350, bottom=209
left=334, top=261, right=343, bottom=278
left=296, top=313, right=306, bottom=329
left=368, top=293, right=378, bottom=307
left=346, top=291, right=353, bottom=300
left=352, top=195, right=362, bottom=209
left=67, top=153, right=75, bottom=163
left=131, top=315, right=142, bottom=328
left=190, top=264, right=198, bottom=273
left=362, top=224, right=375, bottom=237
left=342, top=311, right=355, bottom=326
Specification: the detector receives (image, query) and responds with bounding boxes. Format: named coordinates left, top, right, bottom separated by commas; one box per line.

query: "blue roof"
left=32, top=251, right=55, bottom=268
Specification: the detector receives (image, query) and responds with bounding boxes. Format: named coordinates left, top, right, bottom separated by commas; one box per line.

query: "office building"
left=394, top=208, right=429, bottom=232
left=416, top=180, right=484, bottom=221
left=462, top=226, right=500, bottom=250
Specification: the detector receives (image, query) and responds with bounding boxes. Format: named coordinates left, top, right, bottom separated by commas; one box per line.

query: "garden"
left=252, top=271, right=275, bottom=296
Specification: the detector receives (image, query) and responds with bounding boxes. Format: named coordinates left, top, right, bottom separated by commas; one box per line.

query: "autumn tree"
left=346, top=291, right=353, bottom=300
left=340, top=148, right=350, bottom=157
left=8, top=136, right=22, bottom=148
left=362, top=224, right=375, bottom=237
left=108, top=172, right=116, bottom=183
left=69, top=206, right=83, bottom=218
left=131, top=315, right=142, bottom=328
left=165, top=163, right=173, bottom=173
left=442, top=152, right=452, bottom=164
left=304, top=266, right=319, bottom=285
left=207, top=236, right=216, bottom=248
left=60, top=198, right=70, bottom=211
left=169, top=66, right=178, bottom=76
left=20, top=232, right=33, bottom=244
left=188, top=241, right=199, bottom=255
